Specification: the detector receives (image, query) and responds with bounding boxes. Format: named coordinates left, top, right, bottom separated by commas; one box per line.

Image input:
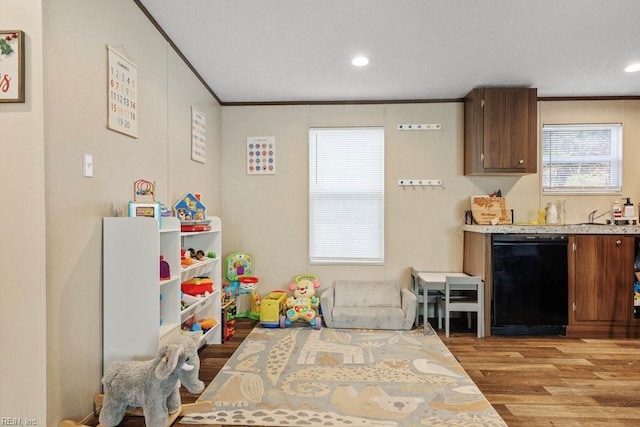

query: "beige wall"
left=0, top=0, right=46, bottom=423
left=222, top=103, right=476, bottom=291
left=41, top=0, right=221, bottom=424
left=539, top=100, right=640, bottom=223
left=222, top=100, right=640, bottom=295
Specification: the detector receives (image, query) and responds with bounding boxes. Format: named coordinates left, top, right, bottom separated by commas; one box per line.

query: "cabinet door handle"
left=519, top=159, right=524, bottom=164
left=616, top=240, right=622, bottom=246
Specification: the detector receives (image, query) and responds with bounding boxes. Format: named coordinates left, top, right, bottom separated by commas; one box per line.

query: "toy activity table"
left=410, top=268, right=470, bottom=327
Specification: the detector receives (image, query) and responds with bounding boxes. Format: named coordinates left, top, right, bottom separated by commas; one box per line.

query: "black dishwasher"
left=491, top=234, right=568, bottom=335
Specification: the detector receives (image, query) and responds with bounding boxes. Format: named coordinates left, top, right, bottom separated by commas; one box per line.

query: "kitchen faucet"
left=588, top=210, right=610, bottom=223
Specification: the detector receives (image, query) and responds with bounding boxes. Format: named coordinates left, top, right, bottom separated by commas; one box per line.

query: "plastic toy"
left=174, top=193, right=211, bottom=232
left=225, top=251, right=254, bottom=281
left=221, top=281, right=233, bottom=303
left=198, top=318, right=217, bottom=330
left=159, top=255, right=170, bottom=280
left=225, top=252, right=260, bottom=319
left=180, top=249, right=195, bottom=266
left=260, top=290, right=287, bottom=327
left=173, top=193, right=206, bottom=221
left=282, top=274, right=321, bottom=329
left=181, top=277, right=213, bottom=296
left=160, top=204, right=172, bottom=217
left=221, top=299, right=236, bottom=342
left=225, top=319, right=236, bottom=340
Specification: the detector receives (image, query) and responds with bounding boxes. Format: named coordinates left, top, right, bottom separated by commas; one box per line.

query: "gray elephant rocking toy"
left=99, top=335, right=205, bottom=427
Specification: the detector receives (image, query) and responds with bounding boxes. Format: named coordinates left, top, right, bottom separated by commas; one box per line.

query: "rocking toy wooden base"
left=58, top=394, right=213, bottom=427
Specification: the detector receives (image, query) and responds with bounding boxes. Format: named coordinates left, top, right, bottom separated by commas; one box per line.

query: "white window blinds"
left=542, top=124, right=622, bottom=194
left=309, top=127, right=384, bottom=264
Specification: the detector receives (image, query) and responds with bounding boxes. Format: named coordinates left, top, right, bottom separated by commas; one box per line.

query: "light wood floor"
left=445, top=332, right=640, bottom=426
left=86, top=319, right=640, bottom=426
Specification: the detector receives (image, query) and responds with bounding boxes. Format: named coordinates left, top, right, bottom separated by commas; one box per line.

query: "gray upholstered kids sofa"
left=320, top=280, right=417, bottom=330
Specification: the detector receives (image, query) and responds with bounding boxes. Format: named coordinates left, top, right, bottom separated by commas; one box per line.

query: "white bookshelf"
left=102, top=216, right=222, bottom=374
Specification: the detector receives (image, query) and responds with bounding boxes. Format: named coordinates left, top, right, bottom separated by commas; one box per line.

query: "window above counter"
left=542, top=123, right=622, bottom=194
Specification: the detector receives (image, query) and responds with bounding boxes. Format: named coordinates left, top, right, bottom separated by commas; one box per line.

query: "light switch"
left=83, top=153, right=93, bottom=178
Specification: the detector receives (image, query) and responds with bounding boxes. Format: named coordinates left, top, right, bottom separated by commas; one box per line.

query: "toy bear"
left=285, top=274, right=321, bottom=328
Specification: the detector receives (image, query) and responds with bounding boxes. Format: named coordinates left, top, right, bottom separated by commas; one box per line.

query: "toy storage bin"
left=181, top=258, right=214, bottom=282
left=180, top=294, right=201, bottom=321
left=194, top=292, right=216, bottom=315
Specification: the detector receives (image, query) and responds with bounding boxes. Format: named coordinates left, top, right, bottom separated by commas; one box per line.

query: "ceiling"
left=137, top=0, right=640, bottom=105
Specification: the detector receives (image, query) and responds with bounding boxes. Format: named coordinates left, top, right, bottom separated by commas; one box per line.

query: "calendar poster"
left=191, top=106, right=206, bottom=163
left=107, top=46, right=138, bottom=138
left=247, top=136, right=276, bottom=175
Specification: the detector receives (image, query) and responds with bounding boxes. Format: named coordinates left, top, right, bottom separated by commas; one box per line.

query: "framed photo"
left=128, top=201, right=161, bottom=227
left=0, top=30, right=25, bottom=103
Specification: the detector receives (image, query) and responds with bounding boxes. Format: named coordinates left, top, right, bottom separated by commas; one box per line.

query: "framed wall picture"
left=0, top=30, right=25, bottom=103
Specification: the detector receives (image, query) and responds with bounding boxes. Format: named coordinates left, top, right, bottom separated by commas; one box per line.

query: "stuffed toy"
left=285, top=274, right=321, bottom=327
left=99, top=335, right=204, bottom=427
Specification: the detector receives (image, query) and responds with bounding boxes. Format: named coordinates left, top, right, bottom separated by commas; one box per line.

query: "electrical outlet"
left=83, top=153, right=93, bottom=178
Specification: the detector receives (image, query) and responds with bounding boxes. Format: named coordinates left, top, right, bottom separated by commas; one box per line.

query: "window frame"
left=308, top=126, right=385, bottom=265
left=541, top=123, right=623, bottom=195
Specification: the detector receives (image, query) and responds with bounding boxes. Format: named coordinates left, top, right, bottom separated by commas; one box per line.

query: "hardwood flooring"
left=445, top=332, right=640, bottom=426
left=84, top=319, right=640, bottom=426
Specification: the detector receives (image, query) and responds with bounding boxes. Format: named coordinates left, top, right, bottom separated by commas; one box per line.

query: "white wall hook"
left=398, top=179, right=443, bottom=187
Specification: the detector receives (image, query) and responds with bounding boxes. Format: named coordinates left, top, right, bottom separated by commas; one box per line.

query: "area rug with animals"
left=181, top=325, right=506, bottom=426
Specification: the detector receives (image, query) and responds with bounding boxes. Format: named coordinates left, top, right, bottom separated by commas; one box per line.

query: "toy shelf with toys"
left=179, top=216, right=222, bottom=346
left=180, top=227, right=220, bottom=283
left=180, top=290, right=220, bottom=347
left=103, top=214, right=223, bottom=377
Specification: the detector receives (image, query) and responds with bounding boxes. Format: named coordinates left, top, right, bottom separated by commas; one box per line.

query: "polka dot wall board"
left=247, top=136, right=276, bottom=175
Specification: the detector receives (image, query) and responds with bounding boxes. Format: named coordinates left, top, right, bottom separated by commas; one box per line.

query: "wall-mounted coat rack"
left=398, top=179, right=443, bottom=187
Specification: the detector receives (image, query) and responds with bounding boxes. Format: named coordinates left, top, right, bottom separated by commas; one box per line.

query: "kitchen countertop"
left=461, top=223, right=640, bottom=234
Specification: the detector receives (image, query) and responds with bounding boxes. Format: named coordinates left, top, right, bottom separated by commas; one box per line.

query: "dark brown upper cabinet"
left=464, top=87, right=537, bottom=175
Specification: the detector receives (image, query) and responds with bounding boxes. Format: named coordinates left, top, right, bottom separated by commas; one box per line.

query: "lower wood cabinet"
left=463, top=231, right=640, bottom=338
left=568, top=234, right=639, bottom=337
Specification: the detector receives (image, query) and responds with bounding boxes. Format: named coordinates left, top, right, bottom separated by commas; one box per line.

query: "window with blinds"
left=309, top=127, right=384, bottom=265
left=541, top=124, right=622, bottom=194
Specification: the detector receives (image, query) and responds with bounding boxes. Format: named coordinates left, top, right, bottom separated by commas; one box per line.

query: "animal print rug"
left=181, top=325, right=506, bottom=426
